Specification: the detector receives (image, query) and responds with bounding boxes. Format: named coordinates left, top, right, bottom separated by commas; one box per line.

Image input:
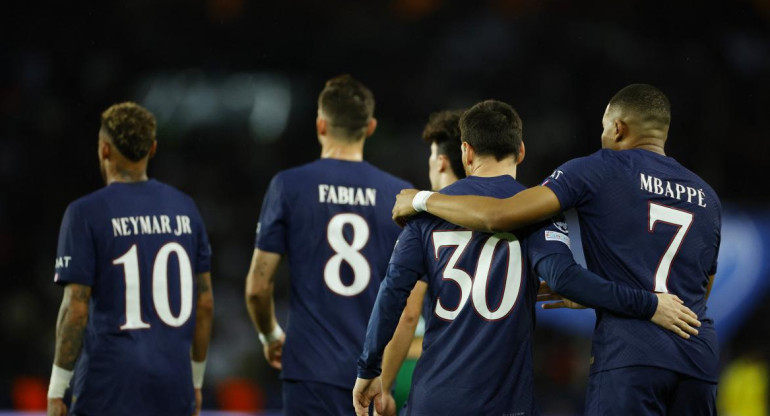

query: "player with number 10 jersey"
left=50, top=103, right=212, bottom=415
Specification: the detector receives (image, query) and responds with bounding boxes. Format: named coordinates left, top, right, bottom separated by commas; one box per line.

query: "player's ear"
left=100, top=139, right=111, bottom=160
left=437, top=154, right=449, bottom=173
left=147, top=140, right=157, bottom=159
left=516, top=142, right=526, bottom=165
left=614, top=119, right=627, bottom=142
left=316, top=116, right=327, bottom=136
left=365, top=118, right=377, bottom=137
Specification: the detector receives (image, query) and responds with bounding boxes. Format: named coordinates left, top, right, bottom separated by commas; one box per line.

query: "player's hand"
left=47, top=398, right=68, bottom=416
left=263, top=334, right=285, bottom=370
left=353, top=377, right=383, bottom=416
left=192, top=388, right=202, bottom=416
left=651, top=293, right=701, bottom=339
left=375, top=391, right=397, bottom=416
left=537, top=281, right=586, bottom=309
left=392, top=189, right=420, bottom=227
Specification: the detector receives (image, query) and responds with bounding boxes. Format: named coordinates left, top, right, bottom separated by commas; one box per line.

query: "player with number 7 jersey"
left=48, top=103, right=213, bottom=416
left=391, top=85, right=722, bottom=415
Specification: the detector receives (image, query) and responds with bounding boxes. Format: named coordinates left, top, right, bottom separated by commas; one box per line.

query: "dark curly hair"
left=100, top=102, right=157, bottom=162
left=422, top=110, right=465, bottom=180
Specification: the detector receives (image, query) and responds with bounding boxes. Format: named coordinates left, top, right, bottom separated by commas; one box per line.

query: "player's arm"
left=535, top=253, right=701, bottom=339
left=393, top=186, right=561, bottom=232
left=190, top=272, right=213, bottom=416
left=48, top=283, right=91, bottom=416
left=354, top=263, right=422, bottom=416
left=245, top=248, right=285, bottom=369
left=378, top=281, right=427, bottom=416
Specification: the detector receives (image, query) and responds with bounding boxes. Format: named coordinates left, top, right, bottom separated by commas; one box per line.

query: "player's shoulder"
left=357, top=161, right=413, bottom=189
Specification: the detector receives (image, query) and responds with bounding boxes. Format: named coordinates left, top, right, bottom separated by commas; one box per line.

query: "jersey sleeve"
left=526, top=215, right=574, bottom=267
left=388, top=220, right=428, bottom=275
left=358, top=221, right=427, bottom=378
left=54, top=202, right=96, bottom=286
left=192, top=203, right=212, bottom=274
left=541, top=151, right=611, bottom=211
left=255, top=174, right=289, bottom=254
left=708, top=210, right=721, bottom=275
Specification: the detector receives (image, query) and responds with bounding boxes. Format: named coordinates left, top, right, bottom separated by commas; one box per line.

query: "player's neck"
left=105, top=164, right=149, bottom=185
left=468, top=157, right=517, bottom=179
left=319, top=139, right=364, bottom=162
left=631, top=141, right=666, bottom=156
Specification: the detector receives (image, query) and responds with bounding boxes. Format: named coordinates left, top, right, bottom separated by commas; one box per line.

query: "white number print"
left=113, top=242, right=194, bottom=330
left=648, top=202, right=694, bottom=293
left=432, top=231, right=523, bottom=321
left=324, top=213, right=371, bottom=296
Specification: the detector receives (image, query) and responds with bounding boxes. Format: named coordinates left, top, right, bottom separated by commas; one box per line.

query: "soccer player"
left=392, top=84, right=721, bottom=415
left=47, top=102, right=214, bottom=416
left=378, top=109, right=465, bottom=416
left=354, top=100, right=699, bottom=415
left=245, top=75, right=412, bottom=415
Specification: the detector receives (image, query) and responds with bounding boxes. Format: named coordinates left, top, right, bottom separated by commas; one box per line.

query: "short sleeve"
left=255, top=175, right=289, bottom=254
left=526, top=214, right=574, bottom=269
left=192, top=204, right=212, bottom=274
left=541, top=151, right=611, bottom=211
left=388, top=220, right=427, bottom=276
left=54, top=203, right=96, bottom=286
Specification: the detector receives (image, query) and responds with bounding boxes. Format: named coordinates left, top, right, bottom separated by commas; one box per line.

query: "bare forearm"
left=53, top=285, right=90, bottom=370
left=381, top=318, right=419, bottom=391
left=246, top=291, right=277, bottom=334
left=425, top=186, right=561, bottom=232
left=245, top=249, right=282, bottom=335
left=192, top=273, right=214, bottom=361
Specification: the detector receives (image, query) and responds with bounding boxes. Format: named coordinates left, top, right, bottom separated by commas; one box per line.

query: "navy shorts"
left=282, top=379, right=354, bottom=416
left=585, top=366, right=717, bottom=416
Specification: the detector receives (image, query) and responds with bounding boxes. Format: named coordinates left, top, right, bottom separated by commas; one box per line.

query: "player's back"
left=402, top=176, right=549, bottom=415
left=54, top=179, right=210, bottom=416
left=551, top=149, right=721, bottom=381
left=255, top=158, right=411, bottom=389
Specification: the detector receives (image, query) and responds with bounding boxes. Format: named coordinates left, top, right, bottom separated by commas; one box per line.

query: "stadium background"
left=2, top=0, right=769, bottom=414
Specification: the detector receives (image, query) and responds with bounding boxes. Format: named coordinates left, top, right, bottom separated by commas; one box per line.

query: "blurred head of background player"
left=423, top=110, right=465, bottom=191
left=316, top=74, right=377, bottom=161
left=459, top=100, right=525, bottom=176
left=601, top=84, right=671, bottom=154
left=98, top=102, right=158, bottom=184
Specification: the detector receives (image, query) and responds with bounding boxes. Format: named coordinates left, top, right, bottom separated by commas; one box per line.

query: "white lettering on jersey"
left=55, top=256, right=72, bottom=268
left=639, top=173, right=707, bottom=208
left=318, top=184, right=376, bottom=206
left=111, top=215, right=193, bottom=237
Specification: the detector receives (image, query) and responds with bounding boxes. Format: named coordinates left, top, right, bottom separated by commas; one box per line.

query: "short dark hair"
left=459, top=100, right=522, bottom=161
left=608, top=84, right=671, bottom=125
left=422, top=110, right=465, bottom=179
left=318, top=74, right=375, bottom=140
left=100, top=102, right=157, bottom=162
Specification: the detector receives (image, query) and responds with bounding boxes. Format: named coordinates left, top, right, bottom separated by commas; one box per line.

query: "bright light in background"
left=136, top=71, right=291, bottom=143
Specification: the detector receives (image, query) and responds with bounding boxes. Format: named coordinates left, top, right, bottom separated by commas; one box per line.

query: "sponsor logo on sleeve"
left=545, top=230, right=571, bottom=247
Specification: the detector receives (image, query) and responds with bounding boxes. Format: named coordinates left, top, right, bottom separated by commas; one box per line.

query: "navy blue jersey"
left=360, top=175, right=573, bottom=415
left=255, top=158, right=412, bottom=389
left=543, top=149, right=721, bottom=381
left=53, top=179, right=211, bottom=416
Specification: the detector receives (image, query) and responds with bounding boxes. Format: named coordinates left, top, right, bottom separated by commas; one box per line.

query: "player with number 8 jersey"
left=245, top=75, right=411, bottom=414
left=48, top=102, right=214, bottom=416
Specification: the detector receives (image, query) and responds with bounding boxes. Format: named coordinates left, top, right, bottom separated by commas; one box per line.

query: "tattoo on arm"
left=197, top=274, right=211, bottom=295
left=54, top=284, right=91, bottom=370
